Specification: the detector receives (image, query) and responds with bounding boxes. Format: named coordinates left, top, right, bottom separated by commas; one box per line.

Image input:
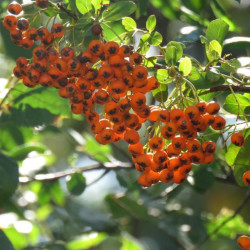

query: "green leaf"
left=0, top=105, right=57, bottom=127
left=76, top=0, right=93, bottom=14
left=102, top=1, right=136, bottom=22
left=191, top=166, right=215, bottom=193
left=85, top=135, right=111, bottom=162
left=143, top=57, right=157, bottom=68
left=210, top=0, right=239, bottom=32
left=165, top=46, right=177, bottom=66
left=179, top=57, right=192, bottom=76
left=91, top=0, right=102, bottom=13
left=66, top=232, right=107, bottom=249
left=146, top=15, right=156, bottom=33
left=101, top=20, right=127, bottom=42
left=106, top=194, right=148, bottom=220
left=0, top=230, right=14, bottom=250
left=165, top=41, right=184, bottom=65
left=152, top=84, right=168, bottom=102
left=149, top=31, right=162, bottom=46
left=206, top=209, right=250, bottom=239
left=67, top=173, right=86, bottom=196
left=9, top=144, right=47, bottom=161
left=205, top=19, right=229, bottom=45
left=156, top=69, right=169, bottom=83
left=122, top=17, right=137, bottom=31
left=223, top=94, right=250, bottom=116
left=209, top=40, right=222, bottom=59
left=12, top=85, right=71, bottom=116
left=0, top=152, right=19, bottom=206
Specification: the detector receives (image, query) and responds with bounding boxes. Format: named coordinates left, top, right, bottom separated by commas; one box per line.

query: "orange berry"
left=237, top=235, right=250, bottom=249
left=124, top=129, right=140, bottom=145
left=153, top=150, right=168, bottom=165
left=243, top=171, right=250, bottom=186
left=3, top=15, right=17, bottom=30
left=160, top=169, right=173, bottom=183
left=231, top=132, right=245, bottom=147
left=138, top=174, right=151, bottom=187
left=187, top=139, right=201, bottom=153
left=173, top=169, right=186, bottom=184
left=172, top=136, right=186, bottom=150
left=149, top=136, right=164, bottom=151
left=185, top=106, right=200, bottom=120
left=159, top=109, right=170, bottom=123
left=202, top=141, right=216, bottom=154
left=207, top=102, right=220, bottom=115
left=104, top=41, right=119, bottom=57
left=211, top=116, right=226, bottom=130
left=195, top=102, right=207, bottom=114
left=170, top=108, right=185, bottom=122
left=36, top=0, right=48, bottom=8
left=145, top=170, right=160, bottom=184
left=8, top=1, right=22, bottom=15
left=89, top=40, right=104, bottom=56
left=51, top=23, right=65, bottom=38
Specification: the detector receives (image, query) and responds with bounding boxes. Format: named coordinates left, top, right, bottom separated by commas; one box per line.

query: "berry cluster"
left=3, top=1, right=247, bottom=188
left=135, top=102, right=226, bottom=187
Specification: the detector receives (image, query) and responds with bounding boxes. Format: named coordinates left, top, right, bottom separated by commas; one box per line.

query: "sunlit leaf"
left=76, top=0, right=93, bottom=14
left=206, top=19, right=229, bottom=45
left=122, top=17, right=137, bottom=31
left=146, top=15, right=156, bottom=33
left=179, top=57, right=192, bottom=76
left=102, top=1, right=136, bottom=22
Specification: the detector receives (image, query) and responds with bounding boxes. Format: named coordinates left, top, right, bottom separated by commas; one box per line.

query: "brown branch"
left=57, top=3, right=78, bottom=21
left=188, top=191, right=250, bottom=250
left=19, top=161, right=133, bottom=184
left=199, top=85, right=250, bottom=95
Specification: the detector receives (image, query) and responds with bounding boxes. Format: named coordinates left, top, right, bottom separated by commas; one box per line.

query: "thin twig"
left=189, top=192, right=250, bottom=250
left=19, top=161, right=133, bottom=184
left=199, top=85, right=250, bottom=95
left=57, top=3, right=78, bottom=21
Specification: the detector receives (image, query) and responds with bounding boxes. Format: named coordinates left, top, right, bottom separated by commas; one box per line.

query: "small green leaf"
left=66, top=232, right=107, bottom=249
left=191, top=166, right=215, bottom=193
left=149, top=31, right=162, bottom=46
left=206, top=19, right=229, bottom=45
left=165, top=46, right=177, bottom=66
left=156, top=69, right=169, bottom=83
left=146, top=15, right=156, bottom=33
left=209, top=40, right=222, bottom=58
left=165, top=41, right=184, bottom=65
left=76, top=0, right=93, bottom=14
left=179, top=57, right=192, bottom=76
left=102, top=1, right=136, bottom=22
left=0, top=152, right=19, bottom=206
left=91, top=0, right=102, bottom=13
left=223, top=94, right=250, bottom=116
left=152, top=84, right=168, bottom=102
left=67, top=173, right=86, bottom=196
left=122, top=17, right=137, bottom=31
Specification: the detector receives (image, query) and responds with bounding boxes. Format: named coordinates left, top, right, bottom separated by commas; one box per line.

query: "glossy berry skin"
left=91, top=24, right=103, bottom=35
left=8, top=1, right=22, bottom=15
left=36, top=0, right=48, bottom=8
left=242, top=171, right=250, bottom=186
left=237, top=235, right=250, bottom=250
left=231, top=132, right=245, bottom=147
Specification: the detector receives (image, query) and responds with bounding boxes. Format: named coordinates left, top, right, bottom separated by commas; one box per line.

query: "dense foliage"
left=0, top=0, right=250, bottom=249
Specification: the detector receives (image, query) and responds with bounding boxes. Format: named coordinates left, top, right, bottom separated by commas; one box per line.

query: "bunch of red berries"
left=3, top=1, right=247, bottom=188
